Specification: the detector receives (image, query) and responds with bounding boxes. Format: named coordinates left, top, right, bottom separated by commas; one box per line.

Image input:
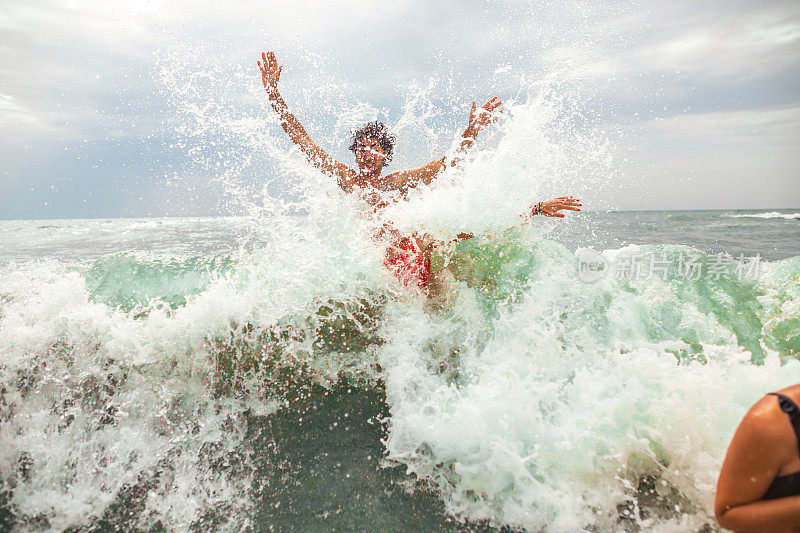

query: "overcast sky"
left=1, top=0, right=798, bottom=219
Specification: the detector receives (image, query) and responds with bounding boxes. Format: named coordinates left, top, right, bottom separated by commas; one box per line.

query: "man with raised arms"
left=258, top=51, right=581, bottom=291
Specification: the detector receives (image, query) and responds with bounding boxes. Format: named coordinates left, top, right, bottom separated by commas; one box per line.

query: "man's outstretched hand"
left=258, top=51, right=282, bottom=95
left=535, top=196, right=582, bottom=218
left=465, top=97, right=502, bottom=138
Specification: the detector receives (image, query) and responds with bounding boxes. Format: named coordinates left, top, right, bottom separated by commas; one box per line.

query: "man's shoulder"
left=336, top=167, right=359, bottom=192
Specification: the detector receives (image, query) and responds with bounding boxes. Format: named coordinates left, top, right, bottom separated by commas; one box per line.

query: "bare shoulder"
left=339, top=165, right=358, bottom=180
left=336, top=167, right=359, bottom=192
left=749, top=383, right=800, bottom=421
left=738, top=391, right=796, bottom=444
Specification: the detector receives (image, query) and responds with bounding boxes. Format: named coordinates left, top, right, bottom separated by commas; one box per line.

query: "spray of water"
left=2, top=15, right=799, bottom=530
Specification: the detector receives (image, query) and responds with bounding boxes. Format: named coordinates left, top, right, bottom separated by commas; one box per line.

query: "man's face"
left=354, top=137, right=387, bottom=173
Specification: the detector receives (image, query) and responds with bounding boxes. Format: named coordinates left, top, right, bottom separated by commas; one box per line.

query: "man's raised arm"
left=258, top=52, right=354, bottom=185
left=385, top=97, right=503, bottom=191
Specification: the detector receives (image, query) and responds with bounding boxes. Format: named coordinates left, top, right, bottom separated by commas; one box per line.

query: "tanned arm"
left=715, top=396, right=800, bottom=532
left=451, top=196, right=583, bottom=242
left=384, top=97, right=503, bottom=192
left=527, top=197, right=582, bottom=218
left=258, top=52, right=355, bottom=188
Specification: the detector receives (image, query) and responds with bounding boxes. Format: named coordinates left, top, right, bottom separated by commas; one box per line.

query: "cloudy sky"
left=1, top=0, right=798, bottom=219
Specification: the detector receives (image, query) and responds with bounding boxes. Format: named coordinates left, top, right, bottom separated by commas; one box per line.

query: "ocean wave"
left=1, top=239, right=799, bottom=530
left=725, top=211, right=800, bottom=220
left=78, top=251, right=238, bottom=311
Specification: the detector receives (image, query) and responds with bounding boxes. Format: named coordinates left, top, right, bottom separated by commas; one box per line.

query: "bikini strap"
left=768, top=392, right=800, bottom=456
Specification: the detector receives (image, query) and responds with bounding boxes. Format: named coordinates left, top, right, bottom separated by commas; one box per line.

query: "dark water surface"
left=249, top=382, right=491, bottom=532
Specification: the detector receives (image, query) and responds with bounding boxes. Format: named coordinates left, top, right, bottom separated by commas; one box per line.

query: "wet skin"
left=257, top=51, right=582, bottom=294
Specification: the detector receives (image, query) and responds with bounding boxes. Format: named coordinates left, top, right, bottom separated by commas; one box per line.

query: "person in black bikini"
left=716, top=383, right=800, bottom=531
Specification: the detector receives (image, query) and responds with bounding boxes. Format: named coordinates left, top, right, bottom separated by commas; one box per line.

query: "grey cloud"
left=1, top=0, right=799, bottom=219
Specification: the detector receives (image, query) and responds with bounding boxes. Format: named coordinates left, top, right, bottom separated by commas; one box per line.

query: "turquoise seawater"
left=0, top=210, right=798, bottom=531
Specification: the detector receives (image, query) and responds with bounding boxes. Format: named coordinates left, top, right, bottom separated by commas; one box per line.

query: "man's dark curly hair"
left=349, top=121, right=395, bottom=164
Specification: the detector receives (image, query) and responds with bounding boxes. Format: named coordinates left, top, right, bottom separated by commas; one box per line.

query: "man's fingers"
left=549, top=198, right=581, bottom=205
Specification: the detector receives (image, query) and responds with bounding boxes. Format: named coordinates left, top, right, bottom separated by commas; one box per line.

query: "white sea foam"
left=2, top=228, right=799, bottom=530
left=0, top=234, right=384, bottom=529
left=2, top=22, right=798, bottom=531
left=378, top=245, right=800, bottom=530
left=726, top=211, right=800, bottom=220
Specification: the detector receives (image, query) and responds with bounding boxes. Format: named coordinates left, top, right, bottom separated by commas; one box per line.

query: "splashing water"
left=2, top=37, right=799, bottom=533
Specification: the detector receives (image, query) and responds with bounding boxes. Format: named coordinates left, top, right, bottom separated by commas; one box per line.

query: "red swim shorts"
left=384, top=235, right=430, bottom=289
